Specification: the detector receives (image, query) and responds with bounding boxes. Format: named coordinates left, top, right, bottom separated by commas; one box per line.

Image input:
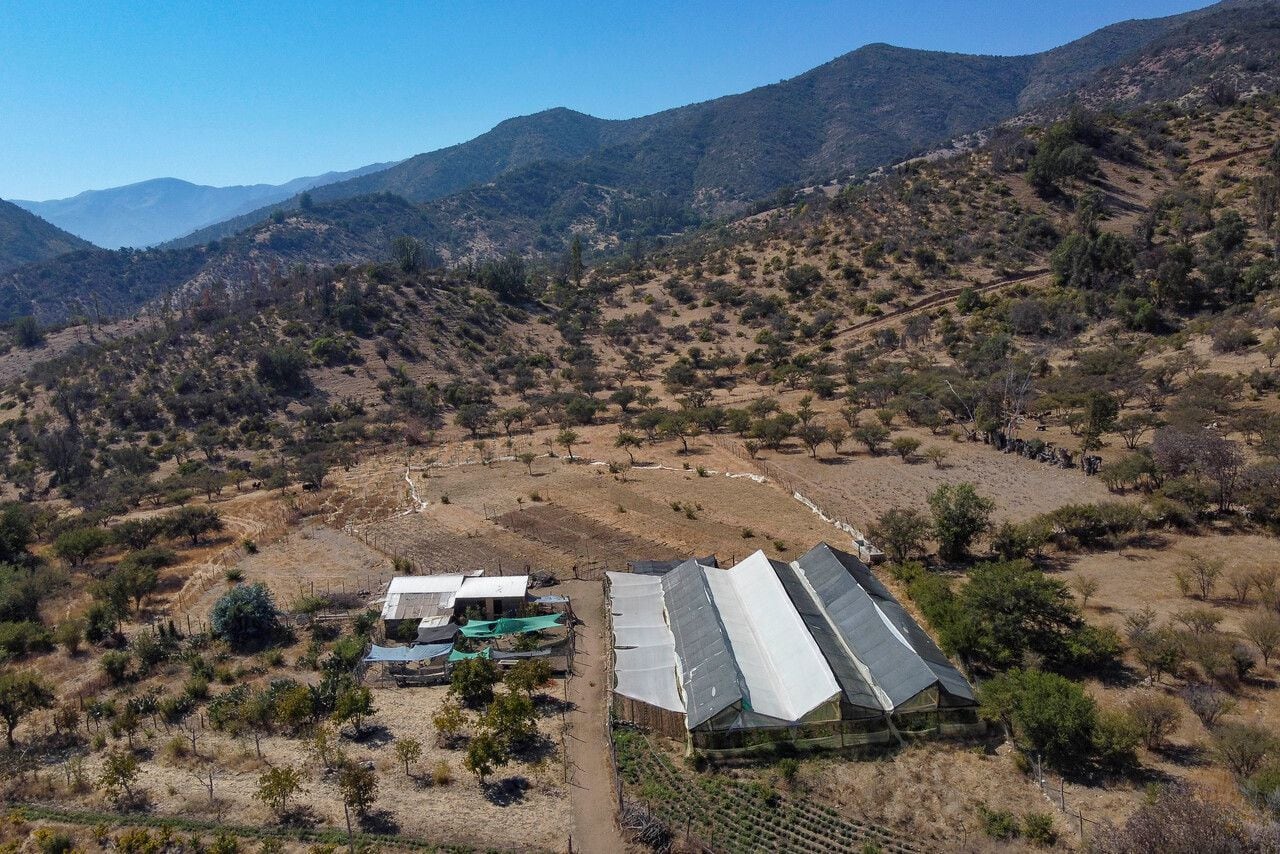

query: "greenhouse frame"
left=607, top=543, right=982, bottom=755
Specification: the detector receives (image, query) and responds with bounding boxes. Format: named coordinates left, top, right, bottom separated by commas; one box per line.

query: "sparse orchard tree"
left=796, top=423, right=828, bottom=458
left=518, top=451, right=537, bottom=476
left=555, top=428, right=579, bottom=461
left=826, top=425, right=848, bottom=455
left=99, top=749, right=140, bottom=802
left=394, top=737, right=423, bottom=777
left=432, top=699, right=467, bottom=748
left=924, top=445, right=950, bottom=469
left=614, top=432, right=643, bottom=465
left=1241, top=609, right=1280, bottom=666
left=853, top=419, right=890, bottom=455
left=464, top=731, right=507, bottom=785
left=254, top=765, right=306, bottom=819
left=891, top=436, right=921, bottom=462
left=332, top=686, right=376, bottom=738
left=1070, top=575, right=1101, bottom=610
left=0, top=670, right=54, bottom=748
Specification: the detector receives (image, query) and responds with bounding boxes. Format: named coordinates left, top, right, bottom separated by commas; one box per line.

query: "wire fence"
left=1029, top=753, right=1102, bottom=844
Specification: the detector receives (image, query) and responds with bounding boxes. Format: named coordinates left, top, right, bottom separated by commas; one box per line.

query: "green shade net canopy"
left=458, top=613, right=565, bottom=639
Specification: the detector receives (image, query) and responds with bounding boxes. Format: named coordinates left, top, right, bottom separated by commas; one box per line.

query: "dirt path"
left=562, top=578, right=626, bottom=854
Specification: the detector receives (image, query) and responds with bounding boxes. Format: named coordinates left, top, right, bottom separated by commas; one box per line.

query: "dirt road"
left=562, top=578, right=627, bottom=853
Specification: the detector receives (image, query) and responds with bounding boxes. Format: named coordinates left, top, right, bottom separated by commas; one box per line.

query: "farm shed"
left=607, top=543, right=981, bottom=755
left=379, top=572, right=532, bottom=639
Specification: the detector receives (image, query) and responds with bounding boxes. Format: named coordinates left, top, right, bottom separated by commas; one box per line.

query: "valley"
left=1, top=2, right=1280, bottom=852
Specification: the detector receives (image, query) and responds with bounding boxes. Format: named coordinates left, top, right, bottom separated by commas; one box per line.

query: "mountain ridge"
left=14, top=161, right=397, bottom=249
left=0, top=198, right=94, bottom=275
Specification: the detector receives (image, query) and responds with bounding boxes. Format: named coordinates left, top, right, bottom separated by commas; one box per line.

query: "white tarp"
left=607, top=572, right=686, bottom=713
left=702, top=551, right=841, bottom=723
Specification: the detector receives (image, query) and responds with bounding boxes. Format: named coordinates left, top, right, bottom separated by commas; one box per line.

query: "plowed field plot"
left=362, top=511, right=566, bottom=574
left=494, top=504, right=681, bottom=574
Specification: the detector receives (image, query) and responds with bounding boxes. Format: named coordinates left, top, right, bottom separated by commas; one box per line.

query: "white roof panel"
left=607, top=573, right=685, bottom=714
left=386, top=575, right=468, bottom=595
left=703, top=551, right=840, bottom=723
left=458, top=575, right=529, bottom=600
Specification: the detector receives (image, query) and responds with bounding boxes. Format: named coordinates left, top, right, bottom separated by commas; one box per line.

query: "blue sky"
left=1, top=0, right=1209, bottom=200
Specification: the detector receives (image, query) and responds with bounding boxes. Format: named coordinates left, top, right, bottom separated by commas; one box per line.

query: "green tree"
left=0, top=670, right=54, bottom=748
left=449, top=657, right=499, bottom=707
left=332, top=686, right=376, bottom=737
left=337, top=759, right=378, bottom=817
left=869, top=508, right=931, bottom=563
left=163, top=506, right=224, bottom=546
left=12, top=316, right=43, bottom=348
left=928, top=482, right=994, bottom=562
left=432, top=698, right=467, bottom=748
left=890, top=436, right=921, bottom=462
left=957, top=560, right=1085, bottom=668
left=99, top=749, right=140, bottom=801
left=210, top=583, right=281, bottom=650
left=0, top=504, right=33, bottom=565
left=614, top=432, right=643, bottom=465
left=555, top=428, right=579, bottom=461
left=53, top=527, right=111, bottom=567
left=464, top=731, right=507, bottom=784
left=853, top=419, right=890, bottom=454
left=481, top=691, right=538, bottom=753
left=391, top=236, right=422, bottom=273
left=254, top=765, right=306, bottom=818
left=504, top=659, right=553, bottom=697
left=978, top=669, right=1096, bottom=765
left=394, top=737, right=423, bottom=777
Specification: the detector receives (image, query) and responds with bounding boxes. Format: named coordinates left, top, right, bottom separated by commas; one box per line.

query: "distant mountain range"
left=167, top=1, right=1264, bottom=254
left=12, top=163, right=395, bottom=249
left=0, top=198, right=93, bottom=274
left=3, top=0, right=1276, bottom=325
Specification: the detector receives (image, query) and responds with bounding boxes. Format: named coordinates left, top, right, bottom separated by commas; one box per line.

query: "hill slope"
left=9, top=0, right=1280, bottom=325
left=14, top=162, right=394, bottom=249
left=168, top=3, right=1219, bottom=251
left=0, top=198, right=93, bottom=274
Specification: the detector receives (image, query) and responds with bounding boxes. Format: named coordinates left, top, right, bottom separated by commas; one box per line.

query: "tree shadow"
left=1155, top=742, right=1210, bottom=768
left=483, top=775, right=530, bottom=806
left=817, top=456, right=849, bottom=466
left=535, top=695, right=576, bottom=717
left=358, top=809, right=400, bottom=834
left=511, top=734, right=558, bottom=765
left=279, top=805, right=320, bottom=828
left=348, top=724, right=393, bottom=747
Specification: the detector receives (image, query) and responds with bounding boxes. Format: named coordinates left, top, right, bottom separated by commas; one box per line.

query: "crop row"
left=614, top=730, right=924, bottom=854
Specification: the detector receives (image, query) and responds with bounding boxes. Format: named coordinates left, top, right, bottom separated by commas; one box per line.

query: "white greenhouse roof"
left=702, top=551, right=841, bottom=723
left=606, top=572, right=685, bottom=713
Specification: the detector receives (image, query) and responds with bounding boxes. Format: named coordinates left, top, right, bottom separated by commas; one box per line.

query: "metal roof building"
left=608, top=543, right=980, bottom=753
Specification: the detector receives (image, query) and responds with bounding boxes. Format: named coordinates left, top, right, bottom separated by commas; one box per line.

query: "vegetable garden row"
left=613, top=727, right=925, bottom=854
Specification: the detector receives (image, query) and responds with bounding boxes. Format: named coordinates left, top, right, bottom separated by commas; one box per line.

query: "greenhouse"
left=607, top=543, right=982, bottom=754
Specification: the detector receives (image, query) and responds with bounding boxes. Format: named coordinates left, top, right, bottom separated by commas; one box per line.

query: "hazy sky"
left=1, top=0, right=1209, bottom=200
